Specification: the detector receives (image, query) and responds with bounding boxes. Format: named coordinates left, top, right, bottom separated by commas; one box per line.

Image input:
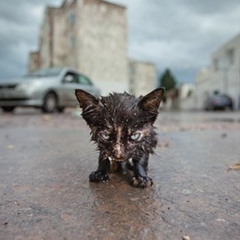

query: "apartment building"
left=196, top=33, right=240, bottom=110
left=129, top=59, right=156, bottom=96
left=29, top=0, right=156, bottom=95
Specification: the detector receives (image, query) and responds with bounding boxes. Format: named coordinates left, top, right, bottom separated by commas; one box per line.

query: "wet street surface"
left=0, top=109, right=240, bottom=240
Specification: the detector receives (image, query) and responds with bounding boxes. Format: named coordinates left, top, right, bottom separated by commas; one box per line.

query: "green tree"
left=158, top=69, right=177, bottom=92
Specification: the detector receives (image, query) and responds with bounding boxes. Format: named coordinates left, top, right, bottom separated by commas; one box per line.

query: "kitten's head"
left=75, top=88, right=164, bottom=162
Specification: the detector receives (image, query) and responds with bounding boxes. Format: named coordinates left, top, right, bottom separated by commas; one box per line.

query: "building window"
left=100, top=5, right=106, bottom=13
left=69, top=36, right=76, bottom=48
left=226, top=49, right=235, bottom=65
left=213, top=58, right=219, bottom=71
left=68, top=12, right=76, bottom=25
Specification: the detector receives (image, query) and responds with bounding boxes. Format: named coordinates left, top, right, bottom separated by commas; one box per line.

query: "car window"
left=63, top=72, right=78, bottom=83
left=77, top=74, right=92, bottom=85
left=26, top=68, right=62, bottom=77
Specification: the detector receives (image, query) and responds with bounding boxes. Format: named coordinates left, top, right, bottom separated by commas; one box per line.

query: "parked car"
left=204, top=91, right=234, bottom=111
left=0, top=67, right=100, bottom=113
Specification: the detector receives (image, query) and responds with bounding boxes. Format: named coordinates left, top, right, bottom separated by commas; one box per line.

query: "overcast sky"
left=0, top=0, right=239, bottom=83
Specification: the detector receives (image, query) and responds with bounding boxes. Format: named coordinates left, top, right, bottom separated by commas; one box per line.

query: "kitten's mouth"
left=108, top=156, right=125, bottom=162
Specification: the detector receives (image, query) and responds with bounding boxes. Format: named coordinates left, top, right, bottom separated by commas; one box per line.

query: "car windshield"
left=26, top=68, right=63, bottom=77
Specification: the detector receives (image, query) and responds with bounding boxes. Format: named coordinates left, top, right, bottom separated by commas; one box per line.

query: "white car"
left=0, top=67, right=100, bottom=113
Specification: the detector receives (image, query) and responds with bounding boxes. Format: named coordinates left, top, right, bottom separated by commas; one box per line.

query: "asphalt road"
left=0, top=109, right=240, bottom=240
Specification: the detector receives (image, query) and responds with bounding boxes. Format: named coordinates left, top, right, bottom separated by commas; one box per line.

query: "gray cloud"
left=0, top=0, right=239, bottom=83
left=117, top=0, right=240, bottom=82
left=0, top=0, right=61, bottom=78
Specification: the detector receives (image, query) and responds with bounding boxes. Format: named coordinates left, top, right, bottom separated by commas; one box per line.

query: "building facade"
left=196, top=33, right=240, bottom=110
left=129, top=60, right=156, bottom=96
left=178, top=83, right=196, bottom=110
left=29, top=0, right=156, bottom=95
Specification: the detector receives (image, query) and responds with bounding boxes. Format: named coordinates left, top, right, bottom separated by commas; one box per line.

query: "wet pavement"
left=0, top=109, right=240, bottom=240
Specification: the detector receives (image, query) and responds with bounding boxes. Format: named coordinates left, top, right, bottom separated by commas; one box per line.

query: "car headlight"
left=16, top=81, right=38, bottom=90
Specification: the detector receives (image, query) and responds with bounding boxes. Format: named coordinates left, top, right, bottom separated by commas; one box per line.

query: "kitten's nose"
left=113, top=144, right=125, bottom=160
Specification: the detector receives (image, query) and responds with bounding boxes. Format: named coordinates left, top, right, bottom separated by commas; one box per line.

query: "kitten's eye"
left=130, top=132, right=141, bottom=141
left=100, top=132, right=110, bottom=140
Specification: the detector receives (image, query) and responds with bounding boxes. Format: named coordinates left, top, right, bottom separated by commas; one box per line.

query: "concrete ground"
left=0, top=109, right=240, bottom=240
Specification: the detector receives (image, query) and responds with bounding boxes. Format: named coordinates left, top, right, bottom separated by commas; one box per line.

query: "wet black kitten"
left=75, top=88, right=164, bottom=188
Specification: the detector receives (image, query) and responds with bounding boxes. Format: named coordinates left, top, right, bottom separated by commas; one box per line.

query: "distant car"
left=0, top=67, right=100, bottom=113
left=204, top=92, right=233, bottom=111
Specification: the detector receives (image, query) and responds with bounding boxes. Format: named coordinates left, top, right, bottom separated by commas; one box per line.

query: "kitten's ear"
left=75, top=89, right=98, bottom=109
left=138, top=88, right=165, bottom=114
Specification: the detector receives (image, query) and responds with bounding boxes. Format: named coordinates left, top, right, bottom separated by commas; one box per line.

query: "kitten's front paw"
left=131, top=176, right=153, bottom=188
left=89, top=171, right=109, bottom=183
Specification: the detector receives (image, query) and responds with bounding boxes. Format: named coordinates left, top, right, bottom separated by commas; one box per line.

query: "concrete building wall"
left=36, top=1, right=79, bottom=69
left=179, top=83, right=196, bottom=110
left=38, top=8, right=53, bottom=69
left=53, top=1, right=78, bottom=69
left=52, top=5, right=68, bottom=67
left=196, top=33, right=240, bottom=110
left=28, top=51, right=40, bottom=73
left=77, top=0, right=128, bottom=94
left=129, top=60, right=156, bottom=97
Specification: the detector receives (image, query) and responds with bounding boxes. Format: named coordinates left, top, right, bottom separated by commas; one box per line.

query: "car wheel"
left=1, top=106, right=16, bottom=112
left=225, top=105, right=233, bottom=111
left=42, top=92, right=57, bottom=113
left=57, top=107, right=65, bottom=113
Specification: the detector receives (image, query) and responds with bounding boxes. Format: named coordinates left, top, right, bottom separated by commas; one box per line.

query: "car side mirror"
left=63, top=75, right=74, bottom=83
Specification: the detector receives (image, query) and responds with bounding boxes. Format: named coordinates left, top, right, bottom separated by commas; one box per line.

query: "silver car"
left=0, top=67, right=100, bottom=113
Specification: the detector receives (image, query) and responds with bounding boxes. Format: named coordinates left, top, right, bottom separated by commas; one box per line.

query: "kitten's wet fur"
left=75, top=88, right=164, bottom=188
